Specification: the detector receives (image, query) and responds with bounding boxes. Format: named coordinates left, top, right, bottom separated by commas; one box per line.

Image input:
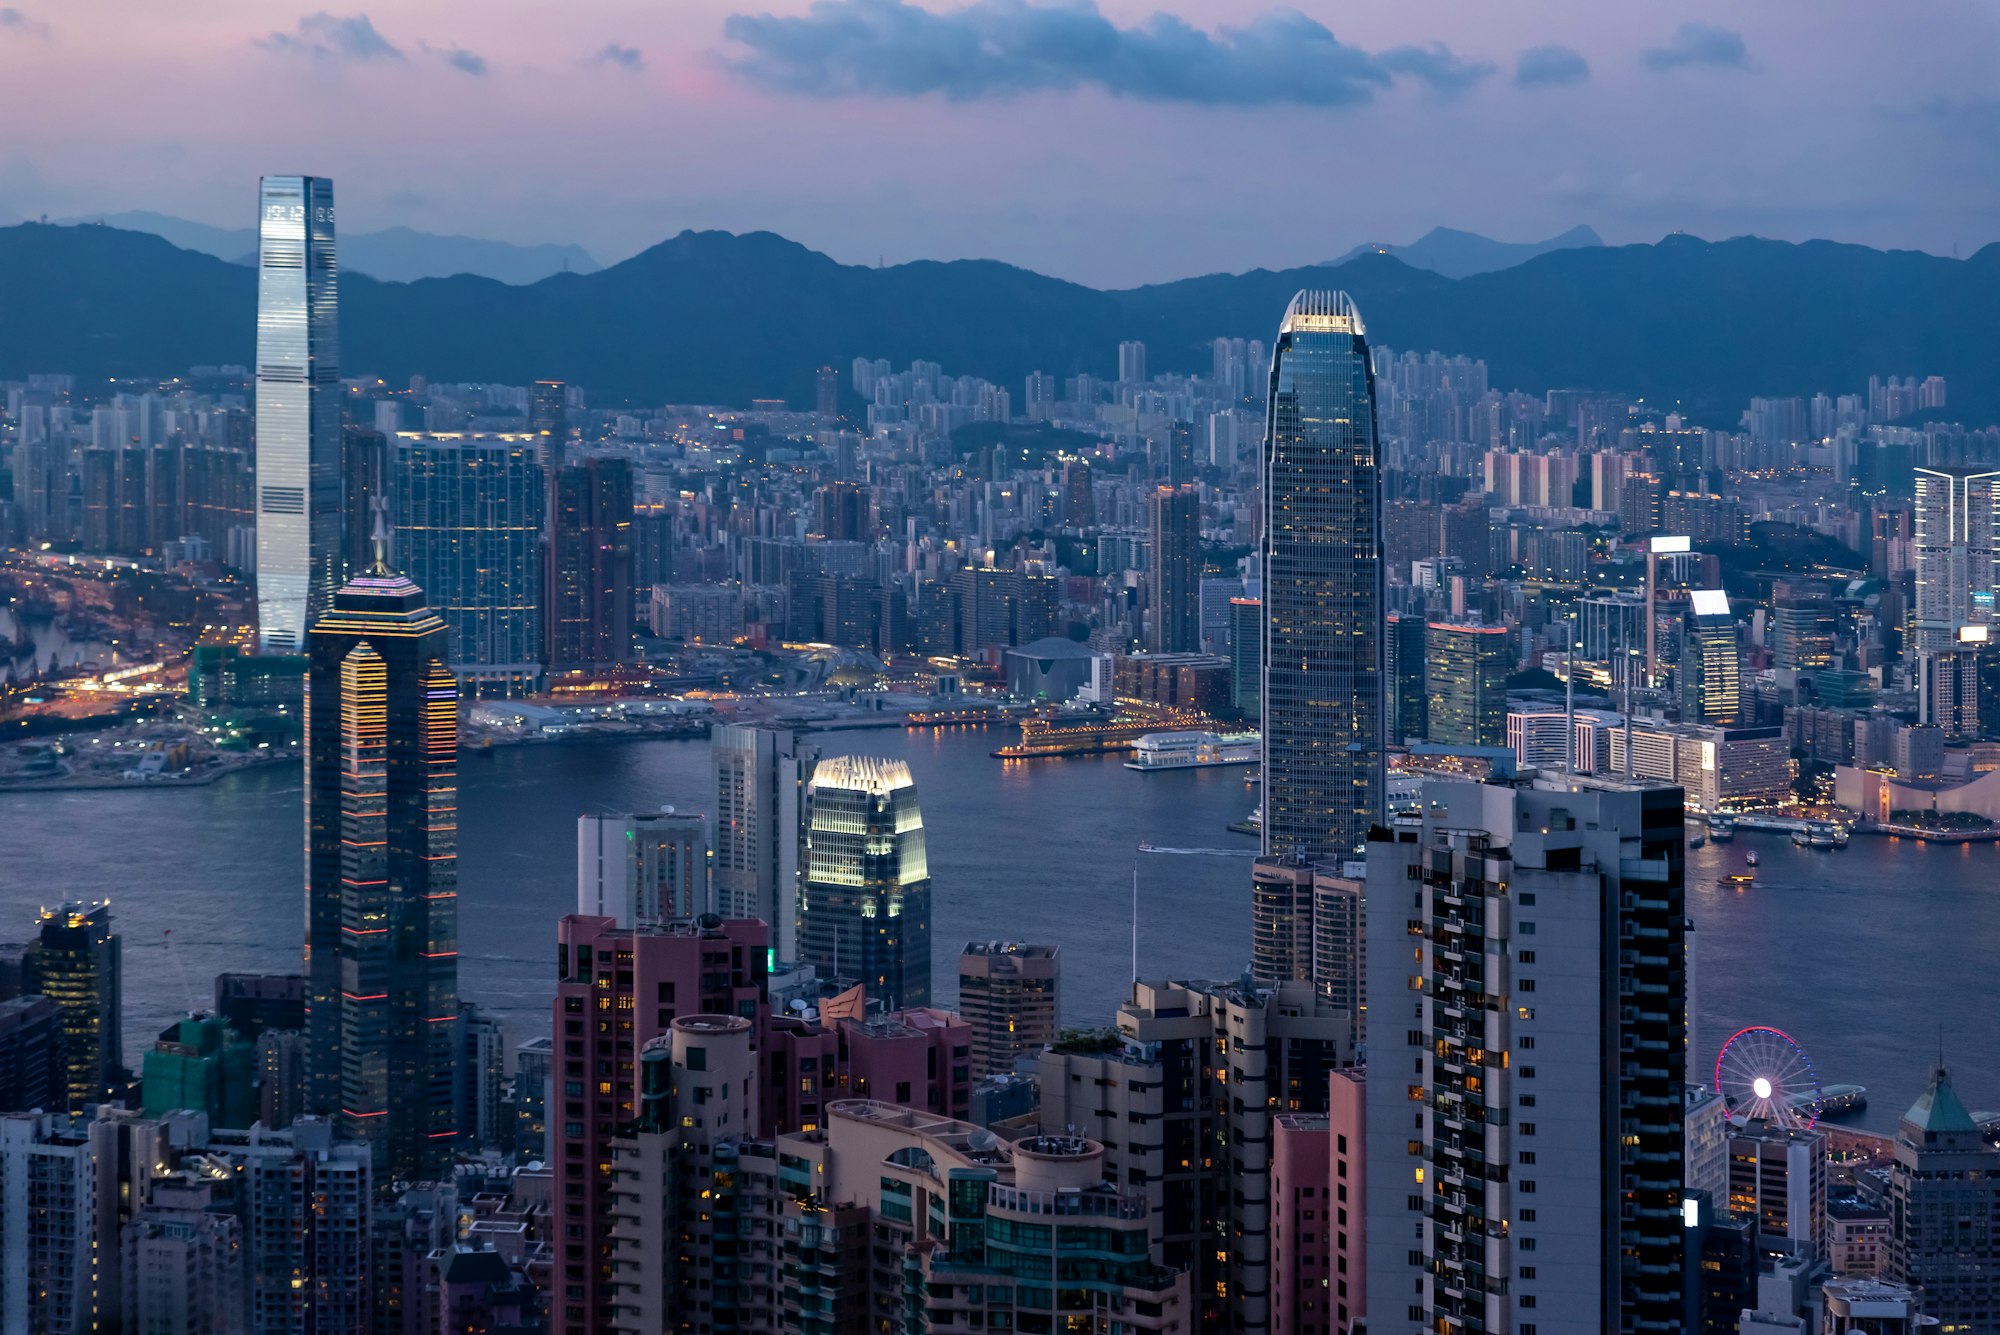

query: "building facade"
left=577, top=810, right=709, bottom=927
left=1148, top=485, right=1202, bottom=653
left=712, top=725, right=818, bottom=963
left=304, top=569, right=460, bottom=1178
left=254, top=174, right=342, bottom=652
left=1365, top=776, right=1687, bottom=1335
left=956, top=942, right=1059, bottom=1079
left=1262, top=290, right=1384, bottom=860
left=25, top=903, right=122, bottom=1111
left=799, top=756, right=932, bottom=1010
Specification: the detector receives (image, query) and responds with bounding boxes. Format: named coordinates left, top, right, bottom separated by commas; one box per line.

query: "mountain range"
left=1, top=222, right=1995, bottom=422
left=1325, top=225, right=1604, bottom=279
left=52, top=211, right=600, bottom=284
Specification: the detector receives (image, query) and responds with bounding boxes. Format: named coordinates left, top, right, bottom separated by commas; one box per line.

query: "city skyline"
left=0, top=4, right=1992, bottom=286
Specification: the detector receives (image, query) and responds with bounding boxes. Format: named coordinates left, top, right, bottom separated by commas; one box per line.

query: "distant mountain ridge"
left=1327, top=225, right=1605, bottom=278
left=1, top=222, right=1995, bottom=423
left=54, top=210, right=600, bottom=284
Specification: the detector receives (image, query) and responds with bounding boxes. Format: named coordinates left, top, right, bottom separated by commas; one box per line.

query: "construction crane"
left=1130, top=841, right=1259, bottom=981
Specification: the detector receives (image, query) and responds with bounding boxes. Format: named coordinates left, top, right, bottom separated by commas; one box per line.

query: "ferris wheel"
left=1714, top=1026, right=1823, bottom=1129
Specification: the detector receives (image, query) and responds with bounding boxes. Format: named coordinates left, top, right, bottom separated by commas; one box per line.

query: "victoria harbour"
left=5, top=725, right=1993, bottom=1134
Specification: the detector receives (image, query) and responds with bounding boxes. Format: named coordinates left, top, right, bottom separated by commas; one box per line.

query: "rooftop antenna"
left=369, top=492, right=392, bottom=575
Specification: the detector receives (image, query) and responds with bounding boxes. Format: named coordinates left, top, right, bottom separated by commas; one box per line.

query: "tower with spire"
left=1885, top=1064, right=2000, bottom=1332
left=302, top=551, right=461, bottom=1180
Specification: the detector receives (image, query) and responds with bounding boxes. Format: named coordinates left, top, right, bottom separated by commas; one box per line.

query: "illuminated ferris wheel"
left=1714, top=1025, right=1823, bottom=1129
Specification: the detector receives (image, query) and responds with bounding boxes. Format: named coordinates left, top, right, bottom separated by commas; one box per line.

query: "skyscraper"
left=1147, top=485, right=1201, bottom=653
left=304, top=565, right=460, bottom=1178
left=1366, top=776, right=1687, bottom=1334
left=1911, top=465, right=2000, bottom=653
left=1384, top=610, right=1429, bottom=744
left=1424, top=620, right=1512, bottom=746
left=712, top=725, right=818, bottom=961
left=799, top=756, right=932, bottom=1009
left=544, top=455, right=635, bottom=671
left=254, top=175, right=341, bottom=652
left=1680, top=590, right=1742, bottom=724
left=393, top=434, right=546, bottom=696
left=529, top=379, right=568, bottom=467
left=577, top=810, right=709, bottom=926
left=1261, top=290, right=1384, bottom=860
left=25, top=902, right=122, bottom=1109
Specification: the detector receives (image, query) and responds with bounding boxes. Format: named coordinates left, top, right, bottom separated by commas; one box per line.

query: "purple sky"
left=1, top=1, right=1996, bottom=286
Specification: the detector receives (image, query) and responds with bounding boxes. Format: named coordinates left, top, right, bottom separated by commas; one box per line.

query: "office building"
left=1251, top=855, right=1316, bottom=988
left=545, top=454, right=635, bottom=670
left=1385, top=611, right=1429, bottom=744
left=550, top=914, right=769, bottom=1335
left=712, top=724, right=818, bottom=962
left=1037, top=980, right=1349, bottom=1335
left=1365, top=776, right=1687, bottom=1335
left=1231, top=595, right=1264, bottom=715
left=1911, top=465, right=2000, bottom=654
left=1148, top=485, right=1202, bottom=653
left=1262, top=290, right=1384, bottom=860
left=1425, top=621, right=1512, bottom=747
left=1118, top=339, right=1148, bottom=385
left=1884, top=1065, right=2000, bottom=1333
left=957, top=942, right=1060, bottom=1078
left=254, top=174, right=341, bottom=652
left=393, top=434, right=546, bottom=697
left=1681, top=590, right=1742, bottom=724
left=1310, top=868, right=1365, bottom=1040
left=577, top=810, right=709, bottom=926
left=0, top=997, right=61, bottom=1113
left=530, top=379, right=569, bottom=464
left=1726, top=1124, right=1827, bottom=1259
left=25, top=902, right=122, bottom=1110
left=304, top=566, right=460, bottom=1178
left=799, top=756, right=932, bottom=1010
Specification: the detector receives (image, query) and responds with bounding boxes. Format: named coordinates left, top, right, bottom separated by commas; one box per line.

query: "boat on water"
left=1723, top=871, right=1755, bottom=888
left=1125, top=730, right=1261, bottom=772
left=1687, top=830, right=1706, bottom=848
left=1745, top=849, right=1759, bottom=867
left=1708, top=815, right=1736, bottom=842
left=1792, top=819, right=1848, bottom=849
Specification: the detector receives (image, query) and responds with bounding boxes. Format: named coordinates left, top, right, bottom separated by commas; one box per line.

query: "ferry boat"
left=1125, top=730, right=1261, bottom=772
left=1707, top=815, right=1736, bottom=843
left=1722, top=871, right=1755, bottom=888
left=1745, top=849, right=1759, bottom=867
left=1687, top=830, right=1706, bottom=849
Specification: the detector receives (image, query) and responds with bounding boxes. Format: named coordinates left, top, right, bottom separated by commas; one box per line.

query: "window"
left=1518, top=1151, right=1536, bottom=1164
left=1519, top=1180, right=1536, bottom=1193
left=1519, top=979, right=1536, bottom=992
left=1520, top=1237, right=1536, bottom=1251
left=1520, top=1209, right=1536, bottom=1222
left=1518, top=893, right=1535, bottom=905
left=1519, top=922, right=1535, bottom=935
left=1517, top=951, right=1536, bottom=964
left=1520, top=1066, right=1536, bottom=1079
left=1520, top=1122, right=1536, bottom=1136
left=1519, top=1295, right=1537, bottom=1309
left=1520, top=1036, right=1536, bottom=1049
left=1520, top=1094, right=1537, bottom=1107
left=1519, top=1266, right=1536, bottom=1279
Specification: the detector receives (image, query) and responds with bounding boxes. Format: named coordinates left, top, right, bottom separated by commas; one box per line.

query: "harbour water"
left=1, top=726, right=1994, bottom=1132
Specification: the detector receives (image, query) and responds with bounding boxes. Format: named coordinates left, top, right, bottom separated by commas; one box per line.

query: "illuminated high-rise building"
left=25, top=902, right=122, bottom=1110
left=304, top=564, right=460, bottom=1178
left=393, top=435, right=546, bottom=697
left=1425, top=620, right=1512, bottom=747
left=254, top=175, right=341, bottom=652
left=1261, top=290, right=1383, bottom=860
left=576, top=810, right=709, bottom=927
left=1680, top=590, right=1742, bottom=724
left=1912, top=465, right=2000, bottom=653
left=799, top=757, right=932, bottom=1009
left=712, top=725, right=818, bottom=962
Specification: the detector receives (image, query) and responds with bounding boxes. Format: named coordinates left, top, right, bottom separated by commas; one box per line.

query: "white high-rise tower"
left=254, top=175, right=341, bottom=652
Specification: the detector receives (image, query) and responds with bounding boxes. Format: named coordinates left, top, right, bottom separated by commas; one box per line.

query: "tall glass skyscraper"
left=799, top=756, right=931, bottom=1009
left=394, top=435, right=546, bottom=697
left=1261, top=290, right=1384, bottom=860
left=305, top=566, right=460, bottom=1179
left=255, top=175, right=341, bottom=652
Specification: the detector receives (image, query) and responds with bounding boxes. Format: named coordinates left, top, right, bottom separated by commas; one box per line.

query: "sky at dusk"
left=1, top=1, right=1996, bottom=287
